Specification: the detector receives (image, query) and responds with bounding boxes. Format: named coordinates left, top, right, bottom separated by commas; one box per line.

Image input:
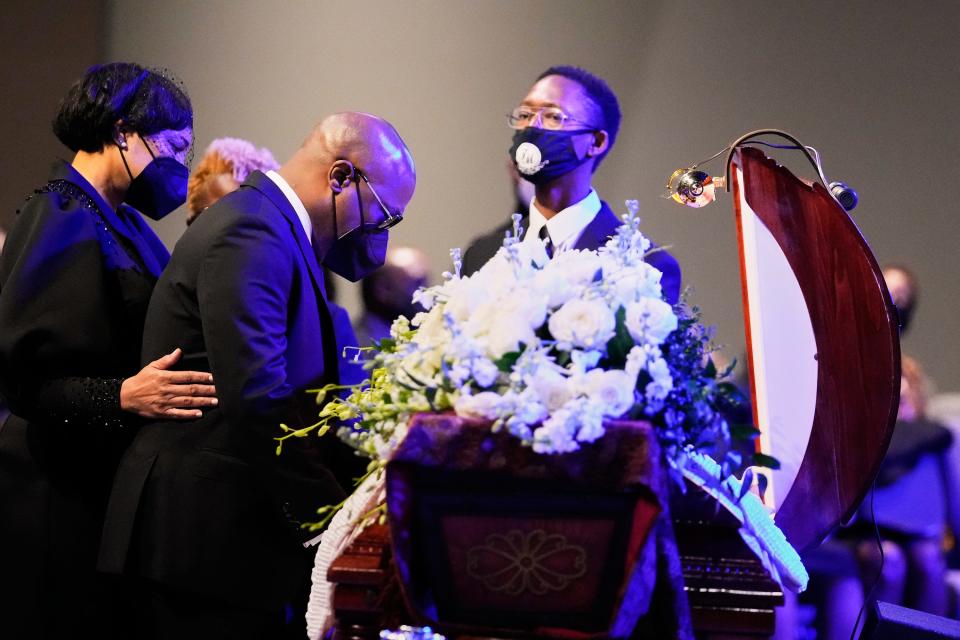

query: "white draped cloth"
left=305, top=473, right=386, bottom=639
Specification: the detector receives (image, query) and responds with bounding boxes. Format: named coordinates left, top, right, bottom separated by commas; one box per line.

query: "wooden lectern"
left=674, top=146, right=900, bottom=637
left=324, top=146, right=900, bottom=639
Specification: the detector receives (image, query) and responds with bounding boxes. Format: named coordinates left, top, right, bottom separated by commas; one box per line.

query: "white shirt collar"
left=523, top=188, right=601, bottom=252
left=265, top=170, right=313, bottom=245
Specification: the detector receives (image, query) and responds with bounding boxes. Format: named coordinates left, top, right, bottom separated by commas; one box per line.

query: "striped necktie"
left=538, top=224, right=554, bottom=258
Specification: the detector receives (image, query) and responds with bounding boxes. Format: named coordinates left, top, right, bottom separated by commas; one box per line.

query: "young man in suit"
left=461, top=66, right=681, bottom=304
left=99, top=112, right=416, bottom=638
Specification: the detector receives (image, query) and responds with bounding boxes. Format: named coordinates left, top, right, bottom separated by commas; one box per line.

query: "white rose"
left=543, top=249, right=603, bottom=286
left=548, top=298, right=616, bottom=350
left=505, top=291, right=548, bottom=331
left=532, top=269, right=580, bottom=309
left=444, top=278, right=491, bottom=322
left=472, top=251, right=515, bottom=292
left=464, top=299, right=501, bottom=338
left=584, top=369, right=637, bottom=417
left=607, top=262, right=664, bottom=307
left=528, top=368, right=573, bottom=411
left=624, top=298, right=678, bottom=345
left=453, top=391, right=504, bottom=420
left=484, top=317, right=536, bottom=359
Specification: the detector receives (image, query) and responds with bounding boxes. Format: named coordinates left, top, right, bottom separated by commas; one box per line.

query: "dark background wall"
left=0, top=0, right=105, bottom=230
left=2, top=1, right=957, bottom=391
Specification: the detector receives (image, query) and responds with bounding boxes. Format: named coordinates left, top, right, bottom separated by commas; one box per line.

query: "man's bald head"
left=298, top=112, right=415, bottom=186
left=279, top=112, right=416, bottom=254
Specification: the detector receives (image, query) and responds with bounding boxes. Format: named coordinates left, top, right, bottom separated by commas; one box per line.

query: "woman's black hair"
left=52, top=62, right=193, bottom=153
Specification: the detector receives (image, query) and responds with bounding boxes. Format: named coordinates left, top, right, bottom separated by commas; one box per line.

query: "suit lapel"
left=242, top=171, right=339, bottom=384
left=243, top=172, right=327, bottom=300
left=573, top=200, right=620, bottom=251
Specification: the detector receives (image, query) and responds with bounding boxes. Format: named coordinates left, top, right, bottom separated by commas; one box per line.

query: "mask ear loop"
left=117, top=131, right=158, bottom=183
left=139, top=132, right=158, bottom=161
left=354, top=169, right=368, bottom=234
left=331, top=188, right=339, bottom=240
left=118, top=141, right=135, bottom=182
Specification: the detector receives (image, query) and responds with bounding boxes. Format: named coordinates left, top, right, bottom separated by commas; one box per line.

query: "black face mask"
left=322, top=176, right=389, bottom=282
left=509, top=127, right=594, bottom=185
left=119, top=133, right=189, bottom=220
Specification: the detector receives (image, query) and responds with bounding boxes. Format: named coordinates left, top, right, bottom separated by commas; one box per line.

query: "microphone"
left=828, top=181, right=858, bottom=211
left=666, top=168, right=722, bottom=208
left=665, top=130, right=854, bottom=212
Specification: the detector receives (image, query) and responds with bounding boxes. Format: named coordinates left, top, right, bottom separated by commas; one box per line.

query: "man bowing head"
left=100, top=113, right=415, bottom=639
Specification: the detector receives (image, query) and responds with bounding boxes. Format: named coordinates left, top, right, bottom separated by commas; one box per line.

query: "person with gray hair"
left=186, top=136, right=280, bottom=224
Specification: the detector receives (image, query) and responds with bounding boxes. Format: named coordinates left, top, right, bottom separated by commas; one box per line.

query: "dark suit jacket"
left=99, top=171, right=362, bottom=610
left=461, top=200, right=682, bottom=305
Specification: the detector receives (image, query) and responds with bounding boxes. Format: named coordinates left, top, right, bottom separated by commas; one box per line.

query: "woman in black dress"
left=0, top=63, right=218, bottom=637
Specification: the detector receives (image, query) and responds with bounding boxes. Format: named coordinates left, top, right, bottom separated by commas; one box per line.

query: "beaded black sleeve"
left=31, top=377, right=127, bottom=430
left=18, top=180, right=134, bottom=430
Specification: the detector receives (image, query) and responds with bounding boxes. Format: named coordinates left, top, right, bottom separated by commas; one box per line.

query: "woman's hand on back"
left=120, top=348, right=218, bottom=419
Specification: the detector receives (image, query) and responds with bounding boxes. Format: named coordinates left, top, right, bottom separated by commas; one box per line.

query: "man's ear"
left=328, top=160, right=355, bottom=194
left=587, top=129, right=609, bottom=158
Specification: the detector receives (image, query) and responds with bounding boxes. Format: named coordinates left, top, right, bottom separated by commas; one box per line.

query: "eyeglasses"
left=506, top=106, right=597, bottom=131
left=355, top=169, right=403, bottom=231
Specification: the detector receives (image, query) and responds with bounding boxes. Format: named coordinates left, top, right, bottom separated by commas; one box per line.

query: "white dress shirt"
left=522, top=188, right=601, bottom=253
left=266, top=170, right=313, bottom=244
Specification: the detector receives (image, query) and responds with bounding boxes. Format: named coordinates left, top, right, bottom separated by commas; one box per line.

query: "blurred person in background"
left=883, top=263, right=919, bottom=335
left=356, top=245, right=430, bottom=345
left=855, top=355, right=959, bottom=616
left=186, top=137, right=279, bottom=224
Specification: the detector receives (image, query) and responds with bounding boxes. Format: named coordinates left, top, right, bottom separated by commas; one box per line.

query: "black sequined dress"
left=0, top=160, right=169, bottom=636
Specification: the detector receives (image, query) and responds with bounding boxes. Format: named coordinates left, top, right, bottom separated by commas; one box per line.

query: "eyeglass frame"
left=506, top=105, right=598, bottom=131
left=354, top=168, right=404, bottom=231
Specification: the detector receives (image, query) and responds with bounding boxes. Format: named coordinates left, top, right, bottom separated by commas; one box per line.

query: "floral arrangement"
left=280, top=200, right=807, bottom=593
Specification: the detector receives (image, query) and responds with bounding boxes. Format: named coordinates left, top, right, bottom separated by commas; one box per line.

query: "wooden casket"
left=328, top=413, right=691, bottom=640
